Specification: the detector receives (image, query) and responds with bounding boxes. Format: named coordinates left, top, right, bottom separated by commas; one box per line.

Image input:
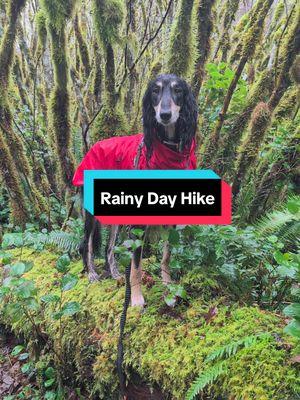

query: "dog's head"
left=142, top=74, right=198, bottom=158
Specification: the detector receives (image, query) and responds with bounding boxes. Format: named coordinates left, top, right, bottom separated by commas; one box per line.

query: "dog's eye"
left=152, top=87, right=160, bottom=95
left=174, top=87, right=182, bottom=94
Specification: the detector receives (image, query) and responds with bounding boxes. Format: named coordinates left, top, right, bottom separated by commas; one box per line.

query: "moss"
left=232, top=102, right=271, bottom=196
left=1, top=249, right=299, bottom=399
left=248, top=123, right=299, bottom=220
left=273, top=86, right=298, bottom=121
left=290, top=54, right=300, bottom=84
left=40, top=0, right=77, bottom=32
left=91, top=103, right=128, bottom=142
left=35, top=10, right=47, bottom=50
left=167, top=0, right=196, bottom=78
left=0, top=133, right=29, bottom=226
left=269, top=6, right=300, bottom=110
left=41, top=1, right=76, bottom=188
left=192, top=0, right=215, bottom=97
left=73, top=14, right=90, bottom=78
left=219, top=0, right=239, bottom=62
left=92, top=0, right=124, bottom=46
left=219, top=69, right=274, bottom=177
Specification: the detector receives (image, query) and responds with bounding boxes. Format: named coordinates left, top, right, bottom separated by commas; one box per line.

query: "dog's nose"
left=160, top=112, right=172, bottom=122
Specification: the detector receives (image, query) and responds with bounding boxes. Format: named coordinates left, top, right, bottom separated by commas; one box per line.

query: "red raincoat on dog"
left=72, top=133, right=196, bottom=186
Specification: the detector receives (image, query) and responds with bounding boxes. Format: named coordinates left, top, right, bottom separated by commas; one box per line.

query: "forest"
left=0, top=0, right=299, bottom=399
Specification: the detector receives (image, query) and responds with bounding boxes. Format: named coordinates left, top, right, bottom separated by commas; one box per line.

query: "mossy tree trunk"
left=219, top=70, right=274, bottom=178
left=41, top=0, right=76, bottom=189
left=231, top=102, right=271, bottom=197
left=192, top=0, right=215, bottom=99
left=0, top=0, right=47, bottom=225
left=215, top=0, right=240, bottom=62
left=247, top=127, right=299, bottom=221
left=201, top=0, right=275, bottom=169
left=74, top=14, right=91, bottom=79
left=167, top=0, right=195, bottom=78
left=232, top=6, right=300, bottom=198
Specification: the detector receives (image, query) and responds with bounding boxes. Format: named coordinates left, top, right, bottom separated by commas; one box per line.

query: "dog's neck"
left=164, top=123, right=176, bottom=141
left=156, top=123, right=180, bottom=151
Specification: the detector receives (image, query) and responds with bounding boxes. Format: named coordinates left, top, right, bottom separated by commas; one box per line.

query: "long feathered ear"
left=176, top=82, right=198, bottom=151
left=142, top=82, right=156, bottom=160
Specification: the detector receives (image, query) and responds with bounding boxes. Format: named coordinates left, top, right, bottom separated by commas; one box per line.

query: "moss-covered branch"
left=192, top=0, right=215, bottom=98
left=41, top=0, right=76, bottom=188
left=167, top=0, right=195, bottom=77
left=201, top=0, right=274, bottom=169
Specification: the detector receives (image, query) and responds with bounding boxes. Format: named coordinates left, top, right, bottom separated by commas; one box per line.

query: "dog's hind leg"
left=161, top=241, right=172, bottom=285
left=105, top=225, right=121, bottom=279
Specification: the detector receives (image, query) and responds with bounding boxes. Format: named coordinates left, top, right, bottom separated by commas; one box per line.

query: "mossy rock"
left=1, top=249, right=299, bottom=399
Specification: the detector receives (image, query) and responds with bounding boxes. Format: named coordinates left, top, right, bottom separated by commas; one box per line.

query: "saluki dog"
left=73, top=73, right=198, bottom=307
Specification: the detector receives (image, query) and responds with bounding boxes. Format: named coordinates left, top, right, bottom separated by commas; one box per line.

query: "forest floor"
left=0, top=330, right=35, bottom=399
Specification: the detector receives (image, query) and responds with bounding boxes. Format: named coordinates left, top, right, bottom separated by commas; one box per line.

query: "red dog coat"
left=73, top=133, right=196, bottom=186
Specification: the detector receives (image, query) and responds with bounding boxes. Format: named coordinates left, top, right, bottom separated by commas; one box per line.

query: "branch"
left=117, top=0, right=173, bottom=93
left=273, top=2, right=296, bottom=85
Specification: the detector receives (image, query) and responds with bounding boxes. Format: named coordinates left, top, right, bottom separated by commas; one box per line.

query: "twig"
left=117, top=0, right=173, bottom=93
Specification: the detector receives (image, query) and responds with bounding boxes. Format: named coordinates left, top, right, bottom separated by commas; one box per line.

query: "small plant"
left=164, top=283, right=187, bottom=307
left=185, top=333, right=272, bottom=400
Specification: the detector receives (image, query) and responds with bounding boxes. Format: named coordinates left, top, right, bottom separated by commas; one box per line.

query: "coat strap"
left=134, top=138, right=144, bottom=170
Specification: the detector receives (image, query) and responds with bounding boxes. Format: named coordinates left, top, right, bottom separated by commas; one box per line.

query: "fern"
left=255, top=195, right=300, bottom=241
left=186, top=333, right=272, bottom=400
left=205, top=333, right=271, bottom=363
left=185, top=361, right=227, bottom=400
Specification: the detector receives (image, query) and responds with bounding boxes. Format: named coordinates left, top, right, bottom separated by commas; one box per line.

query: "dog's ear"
left=142, top=82, right=156, bottom=160
left=177, top=82, right=198, bottom=151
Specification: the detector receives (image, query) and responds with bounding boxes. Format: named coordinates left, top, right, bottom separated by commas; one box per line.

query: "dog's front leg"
left=81, top=209, right=100, bottom=282
left=130, top=245, right=145, bottom=307
left=105, top=225, right=121, bottom=279
left=161, top=240, right=172, bottom=285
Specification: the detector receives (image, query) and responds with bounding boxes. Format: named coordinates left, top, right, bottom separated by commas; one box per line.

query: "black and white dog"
left=75, top=74, right=198, bottom=307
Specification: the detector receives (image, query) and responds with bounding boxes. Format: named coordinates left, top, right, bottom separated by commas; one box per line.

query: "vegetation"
left=0, top=0, right=299, bottom=398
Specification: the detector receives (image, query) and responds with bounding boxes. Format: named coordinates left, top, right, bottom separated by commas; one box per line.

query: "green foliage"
left=255, top=195, right=300, bottom=241
left=186, top=333, right=272, bottom=399
left=199, top=62, right=247, bottom=138
left=1, top=249, right=299, bottom=399
left=186, top=361, right=227, bottom=400
left=2, top=227, right=83, bottom=255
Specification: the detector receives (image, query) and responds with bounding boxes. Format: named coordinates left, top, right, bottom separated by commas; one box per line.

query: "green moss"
left=232, top=102, right=271, bottom=196
left=167, top=0, right=196, bottom=77
left=273, top=86, right=298, bottom=121
left=219, top=69, right=274, bottom=177
left=40, top=0, right=77, bottom=31
left=92, top=0, right=124, bottom=46
left=91, top=103, right=128, bottom=142
left=1, top=249, right=299, bottom=399
left=41, top=1, right=76, bottom=188
left=74, top=14, right=90, bottom=78
left=35, top=10, right=47, bottom=49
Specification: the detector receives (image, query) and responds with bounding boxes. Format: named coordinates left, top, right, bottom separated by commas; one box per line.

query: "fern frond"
left=255, top=195, right=300, bottom=239
left=185, top=361, right=227, bottom=400
left=186, top=333, right=273, bottom=400
left=205, top=333, right=271, bottom=363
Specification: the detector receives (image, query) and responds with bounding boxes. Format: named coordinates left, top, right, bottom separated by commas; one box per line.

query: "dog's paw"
left=131, top=295, right=146, bottom=308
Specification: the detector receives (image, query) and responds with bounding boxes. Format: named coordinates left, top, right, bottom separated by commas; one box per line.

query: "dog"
left=73, top=73, right=198, bottom=307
